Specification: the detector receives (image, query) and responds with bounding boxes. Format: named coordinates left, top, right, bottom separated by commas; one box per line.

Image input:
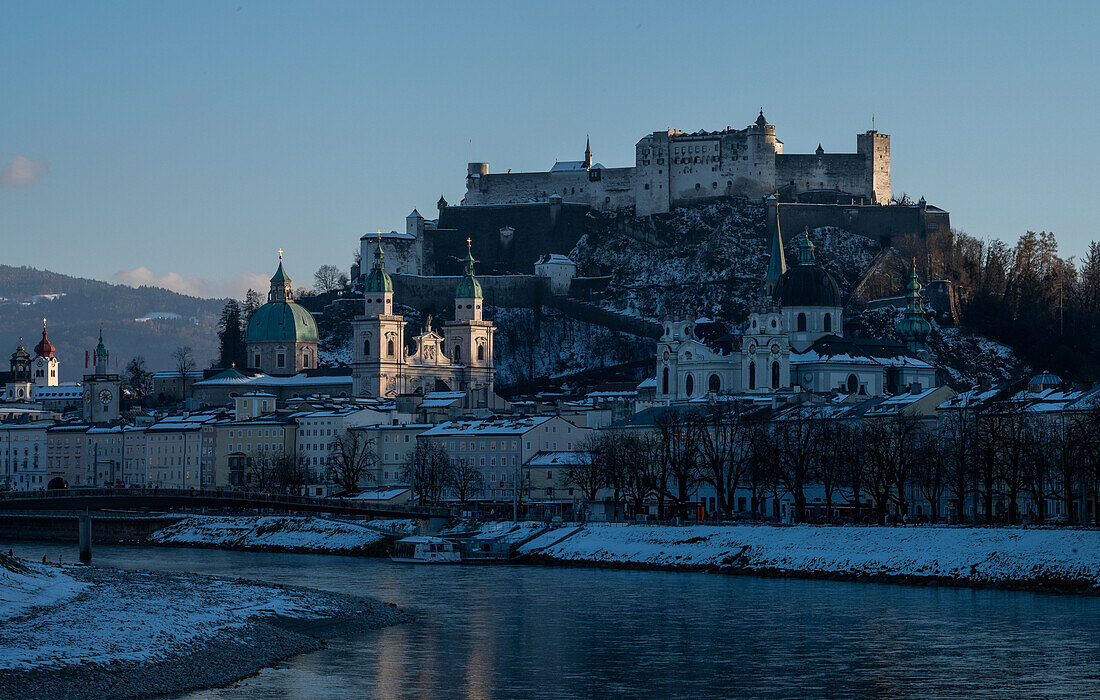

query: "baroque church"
left=245, top=252, right=319, bottom=376
left=656, top=216, right=938, bottom=403
left=352, top=237, right=495, bottom=397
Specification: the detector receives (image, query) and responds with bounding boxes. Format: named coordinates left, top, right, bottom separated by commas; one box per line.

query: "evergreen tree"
left=216, top=299, right=245, bottom=369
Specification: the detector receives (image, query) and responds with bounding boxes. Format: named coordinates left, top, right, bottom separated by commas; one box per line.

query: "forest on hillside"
left=0, top=265, right=223, bottom=380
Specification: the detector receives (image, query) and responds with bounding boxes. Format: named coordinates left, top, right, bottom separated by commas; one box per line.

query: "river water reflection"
left=11, top=543, right=1100, bottom=699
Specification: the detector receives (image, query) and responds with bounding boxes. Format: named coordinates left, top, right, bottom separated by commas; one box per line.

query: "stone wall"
left=391, top=273, right=546, bottom=315
left=775, top=203, right=944, bottom=244
left=776, top=154, right=870, bottom=200
left=462, top=166, right=637, bottom=211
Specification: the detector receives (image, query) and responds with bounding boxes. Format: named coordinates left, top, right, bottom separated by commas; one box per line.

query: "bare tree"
left=564, top=435, right=606, bottom=502
left=406, top=439, right=451, bottom=506
left=446, top=458, right=484, bottom=506
left=245, top=452, right=281, bottom=492
left=772, top=407, right=821, bottom=523
left=655, top=409, right=702, bottom=519
left=171, top=346, right=196, bottom=402
left=915, top=429, right=948, bottom=523
left=124, top=356, right=153, bottom=397
left=275, top=453, right=310, bottom=495
left=326, top=430, right=378, bottom=494
left=620, top=432, right=658, bottom=520
left=313, top=265, right=349, bottom=294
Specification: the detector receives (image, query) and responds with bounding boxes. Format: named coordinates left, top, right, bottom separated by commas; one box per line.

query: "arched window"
left=708, top=374, right=721, bottom=393
left=662, top=366, right=669, bottom=395
left=797, top=313, right=807, bottom=332
left=454, top=345, right=462, bottom=362
left=847, top=374, right=859, bottom=393
left=771, top=361, right=780, bottom=389
left=363, top=339, right=371, bottom=357
left=685, top=374, right=694, bottom=396
left=824, top=313, right=832, bottom=333
left=387, top=340, right=395, bottom=357
left=748, top=362, right=756, bottom=390
left=302, top=351, right=310, bottom=368
left=477, top=344, right=485, bottom=361
left=253, top=352, right=261, bottom=368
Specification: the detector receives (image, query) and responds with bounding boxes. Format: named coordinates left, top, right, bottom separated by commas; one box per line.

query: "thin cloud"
left=113, top=267, right=269, bottom=300
left=0, top=154, right=49, bottom=187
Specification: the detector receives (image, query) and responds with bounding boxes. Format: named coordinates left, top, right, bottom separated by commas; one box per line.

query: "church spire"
left=583, top=135, right=592, bottom=169
left=364, top=232, right=393, bottom=294
left=764, top=202, right=787, bottom=296
left=456, top=237, right=483, bottom=300
left=269, top=250, right=293, bottom=303
left=896, top=260, right=932, bottom=354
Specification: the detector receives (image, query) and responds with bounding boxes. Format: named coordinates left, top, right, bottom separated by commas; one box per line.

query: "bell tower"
left=352, top=235, right=407, bottom=396
left=82, top=329, right=121, bottom=423
left=444, top=238, right=495, bottom=390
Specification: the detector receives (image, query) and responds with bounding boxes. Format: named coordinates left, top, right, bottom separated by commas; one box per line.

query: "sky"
left=2, top=1, right=1097, bottom=299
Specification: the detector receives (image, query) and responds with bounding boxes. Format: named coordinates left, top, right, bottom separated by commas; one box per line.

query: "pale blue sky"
left=1, top=1, right=1096, bottom=298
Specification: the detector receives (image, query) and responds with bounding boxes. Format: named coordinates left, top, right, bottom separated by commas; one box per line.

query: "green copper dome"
left=10, top=339, right=30, bottom=364
left=246, top=302, right=319, bottom=343
left=456, top=238, right=483, bottom=299
left=364, top=239, right=393, bottom=293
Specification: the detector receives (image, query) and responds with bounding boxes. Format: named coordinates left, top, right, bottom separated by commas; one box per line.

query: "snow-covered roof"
left=549, top=161, right=605, bottom=172
left=421, top=415, right=557, bottom=437
left=527, top=451, right=590, bottom=466
left=360, top=230, right=417, bottom=241
left=193, top=371, right=352, bottom=389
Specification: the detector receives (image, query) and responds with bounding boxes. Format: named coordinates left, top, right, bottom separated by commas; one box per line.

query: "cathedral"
left=352, top=237, right=495, bottom=397
left=656, top=221, right=938, bottom=402
left=245, top=252, right=319, bottom=376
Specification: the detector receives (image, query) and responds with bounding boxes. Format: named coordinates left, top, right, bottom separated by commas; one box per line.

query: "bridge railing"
left=0, top=487, right=451, bottom=517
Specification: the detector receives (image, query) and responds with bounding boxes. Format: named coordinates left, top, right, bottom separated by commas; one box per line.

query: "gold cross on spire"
left=466, top=237, right=472, bottom=251
left=277, top=248, right=283, bottom=261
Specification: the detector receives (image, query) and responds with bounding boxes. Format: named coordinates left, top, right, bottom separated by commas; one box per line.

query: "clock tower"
left=82, top=329, right=121, bottom=423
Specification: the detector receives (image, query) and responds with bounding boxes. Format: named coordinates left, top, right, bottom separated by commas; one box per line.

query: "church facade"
left=352, top=238, right=495, bottom=398
left=656, top=222, right=937, bottom=403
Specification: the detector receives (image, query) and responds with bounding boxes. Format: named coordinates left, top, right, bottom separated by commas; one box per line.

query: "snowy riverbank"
left=145, top=514, right=418, bottom=555
left=517, top=523, right=1100, bottom=592
left=0, top=554, right=408, bottom=698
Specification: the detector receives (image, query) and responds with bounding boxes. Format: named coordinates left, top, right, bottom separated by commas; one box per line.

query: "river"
left=8, top=542, right=1100, bottom=698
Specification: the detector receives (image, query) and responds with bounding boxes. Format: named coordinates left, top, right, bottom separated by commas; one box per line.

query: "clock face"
left=770, top=342, right=781, bottom=355
left=99, top=389, right=112, bottom=404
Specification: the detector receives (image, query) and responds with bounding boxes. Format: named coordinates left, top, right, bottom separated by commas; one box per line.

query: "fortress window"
left=797, top=313, right=807, bottom=332
left=644, top=184, right=650, bottom=190
left=727, top=181, right=732, bottom=189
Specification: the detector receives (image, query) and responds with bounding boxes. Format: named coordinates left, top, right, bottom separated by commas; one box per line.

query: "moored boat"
left=391, top=536, right=462, bottom=564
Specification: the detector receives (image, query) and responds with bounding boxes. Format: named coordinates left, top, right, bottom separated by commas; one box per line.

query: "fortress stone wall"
left=462, top=113, right=891, bottom=216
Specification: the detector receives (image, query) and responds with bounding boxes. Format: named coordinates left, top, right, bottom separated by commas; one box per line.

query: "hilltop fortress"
left=463, top=111, right=891, bottom=215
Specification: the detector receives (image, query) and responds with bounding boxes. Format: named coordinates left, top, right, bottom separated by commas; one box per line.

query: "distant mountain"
left=0, top=265, right=225, bottom=381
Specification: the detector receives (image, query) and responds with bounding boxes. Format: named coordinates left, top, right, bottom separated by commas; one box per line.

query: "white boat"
left=391, top=536, right=462, bottom=564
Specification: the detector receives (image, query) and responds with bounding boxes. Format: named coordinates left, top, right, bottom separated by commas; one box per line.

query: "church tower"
left=82, top=329, right=121, bottom=423
left=5, top=339, right=33, bottom=401
left=32, top=319, right=59, bottom=388
left=583, top=136, right=593, bottom=169
left=443, top=238, right=495, bottom=391
left=896, top=262, right=933, bottom=355
left=353, top=237, right=407, bottom=397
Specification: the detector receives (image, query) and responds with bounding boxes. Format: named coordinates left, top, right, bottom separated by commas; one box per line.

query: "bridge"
left=0, top=487, right=450, bottom=519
